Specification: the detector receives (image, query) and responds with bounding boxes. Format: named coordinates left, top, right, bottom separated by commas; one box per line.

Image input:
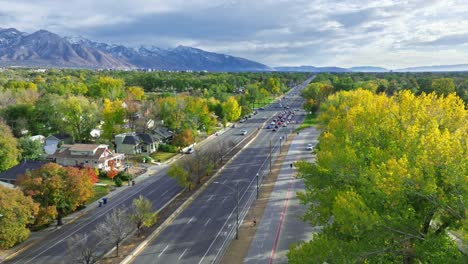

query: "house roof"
left=52, top=145, right=106, bottom=160
left=154, top=127, right=173, bottom=139
left=122, top=135, right=140, bottom=145
left=137, top=133, right=157, bottom=144
left=52, top=133, right=71, bottom=140
left=0, top=161, right=47, bottom=181
left=68, top=144, right=102, bottom=152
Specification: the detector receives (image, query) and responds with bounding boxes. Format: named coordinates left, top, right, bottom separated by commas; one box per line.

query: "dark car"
left=272, top=128, right=277, bottom=132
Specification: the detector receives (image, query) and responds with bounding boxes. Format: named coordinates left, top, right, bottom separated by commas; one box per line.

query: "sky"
left=1, top=0, right=468, bottom=68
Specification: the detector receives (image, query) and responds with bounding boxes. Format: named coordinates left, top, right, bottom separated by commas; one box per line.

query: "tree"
left=167, top=163, right=193, bottom=191
left=172, top=129, right=194, bottom=148
left=130, top=195, right=158, bottom=237
left=222, top=96, right=242, bottom=122
left=126, top=86, right=146, bottom=101
left=266, top=77, right=281, bottom=95
left=88, top=76, right=125, bottom=100
left=66, top=233, right=98, bottom=264
left=0, top=186, right=39, bottom=249
left=0, top=120, right=19, bottom=172
left=18, top=163, right=96, bottom=226
left=244, top=83, right=261, bottom=109
left=431, top=78, right=456, bottom=96
left=102, top=99, right=126, bottom=141
left=57, top=96, right=100, bottom=143
left=95, top=207, right=133, bottom=257
left=289, top=89, right=467, bottom=263
left=18, top=137, right=44, bottom=161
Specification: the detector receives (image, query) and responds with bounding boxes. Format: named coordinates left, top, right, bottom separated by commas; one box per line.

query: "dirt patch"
left=220, top=134, right=296, bottom=264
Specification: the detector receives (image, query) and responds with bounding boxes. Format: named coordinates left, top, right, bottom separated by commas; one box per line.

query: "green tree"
left=88, top=76, right=125, bottom=100
left=289, top=89, right=468, bottom=263
left=266, top=77, right=281, bottom=95
left=221, top=96, right=242, bottom=122
left=245, top=83, right=261, bottom=108
left=431, top=78, right=456, bottom=96
left=58, top=96, right=99, bottom=142
left=167, top=163, right=193, bottom=191
left=0, top=186, right=39, bottom=249
left=18, top=137, right=44, bottom=161
left=130, top=195, right=158, bottom=237
left=0, top=121, right=19, bottom=172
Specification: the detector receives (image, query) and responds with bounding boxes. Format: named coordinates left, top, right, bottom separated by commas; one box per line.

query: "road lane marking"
left=160, top=190, right=169, bottom=197
left=19, top=175, right=177, bottom=264
left=269, top=174, right=294, bottom=264
left=221, top=197, right=227, bottom=203
left=187, top=216, right=195, bottom=224
left=158, top=245, right=169, bottom=258
left=204, top=218, right=211, bottom=226
left=179, top=248, right=188, bottom=260
left=207, top=194, right=214, bottom=202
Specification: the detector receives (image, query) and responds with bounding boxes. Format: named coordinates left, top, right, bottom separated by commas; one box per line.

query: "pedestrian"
left=253, top=217, right=257, bottom=226
left=290, top=163, right=293, bottom=169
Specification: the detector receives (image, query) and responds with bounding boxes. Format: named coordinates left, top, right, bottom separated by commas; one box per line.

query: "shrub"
left=114, top=177, right=122, bottom=187
left=158, top=143, right=177, bottom=153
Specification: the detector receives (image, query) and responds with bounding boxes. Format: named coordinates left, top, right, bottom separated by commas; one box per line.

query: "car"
left=274, top=125, right=279, bottom=129
left=239, top=118, right=246, bottom=123
left=266, top=125, right=272, bottom=129
left=282, top=123, right=287, bottom=127
left=232, top=124, right=237, bottom=128
left=186, top=148, right=194, bottom=154
left=272, top=128, right=277, bottom=132
left=240, top=130, right=247, bottom=135
left=306, top=144, right=313, bottom=150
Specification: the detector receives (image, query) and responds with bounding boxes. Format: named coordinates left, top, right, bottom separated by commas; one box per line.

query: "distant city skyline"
left=1, top=0, right=468, bottom=68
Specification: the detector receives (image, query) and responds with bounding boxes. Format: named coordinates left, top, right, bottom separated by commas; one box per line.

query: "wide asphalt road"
left=4, top=97, right=276, bottom=264
left=244, top=126, right=319, bottom=264
left=131, top=77, right=314, bottom=264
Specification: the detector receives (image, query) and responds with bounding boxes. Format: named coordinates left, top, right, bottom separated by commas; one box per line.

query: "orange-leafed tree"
left=18, top=163, right=95, bottom=226
left=172, top=129, right=194, bottom=148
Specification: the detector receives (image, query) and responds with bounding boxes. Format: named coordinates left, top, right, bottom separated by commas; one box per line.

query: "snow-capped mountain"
left=0, top=28, right=271, bottom=71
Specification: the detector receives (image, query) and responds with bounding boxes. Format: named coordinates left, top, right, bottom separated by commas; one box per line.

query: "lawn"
left=150, top=152, right=177, bottom=162
left=87, top=185, right=110, bottom=205
left=296, top=112, right=318, bottom=130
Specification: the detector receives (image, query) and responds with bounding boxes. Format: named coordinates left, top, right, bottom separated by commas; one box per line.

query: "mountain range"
left=1, top=28, right=468, bottom=72
left=0, top=28, right=271, bottom=71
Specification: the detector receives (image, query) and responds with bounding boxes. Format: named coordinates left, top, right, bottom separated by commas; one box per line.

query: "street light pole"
left=256, top=173, right=259, bottom=199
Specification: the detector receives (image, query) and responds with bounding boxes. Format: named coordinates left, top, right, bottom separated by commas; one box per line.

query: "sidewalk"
left=0, top=125, right=232, bottom=262
left=221, top=127, right=319, bottom=264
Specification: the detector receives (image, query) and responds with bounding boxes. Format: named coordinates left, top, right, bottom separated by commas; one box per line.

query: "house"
left=153, top=127, right=174, bottom=143
left=49, top=144, right=124, bottom=171
left=44, top=133, right=72, bottom=155
left=0, top=161, right=47, bottom=185
left=115, top=133, right=158, bottom=155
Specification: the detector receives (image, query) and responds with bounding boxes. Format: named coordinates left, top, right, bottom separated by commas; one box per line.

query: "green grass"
left=87, top=185, right=110, bottom=205
left=150, top=152, right=177, bottom=162
left=296, top=112, right=318, bottom=131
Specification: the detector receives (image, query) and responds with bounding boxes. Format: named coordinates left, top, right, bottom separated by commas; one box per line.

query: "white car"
left=240, top=130, right=247, bottom=135
left=306, top=144, right=313, bottom=150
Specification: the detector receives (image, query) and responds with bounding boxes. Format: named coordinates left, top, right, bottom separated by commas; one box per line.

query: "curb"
left=120, top=125, right=261, bottom=264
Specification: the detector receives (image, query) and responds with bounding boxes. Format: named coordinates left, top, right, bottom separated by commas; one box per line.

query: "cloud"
left=1, top=0, right=468, bottom=68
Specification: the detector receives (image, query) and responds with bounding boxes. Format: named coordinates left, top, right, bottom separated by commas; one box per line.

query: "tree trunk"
left=57, top=210, right=63, bottom=226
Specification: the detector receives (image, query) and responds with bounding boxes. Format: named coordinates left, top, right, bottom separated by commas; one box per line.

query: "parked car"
left=186, top=148, right=195, bottom=154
